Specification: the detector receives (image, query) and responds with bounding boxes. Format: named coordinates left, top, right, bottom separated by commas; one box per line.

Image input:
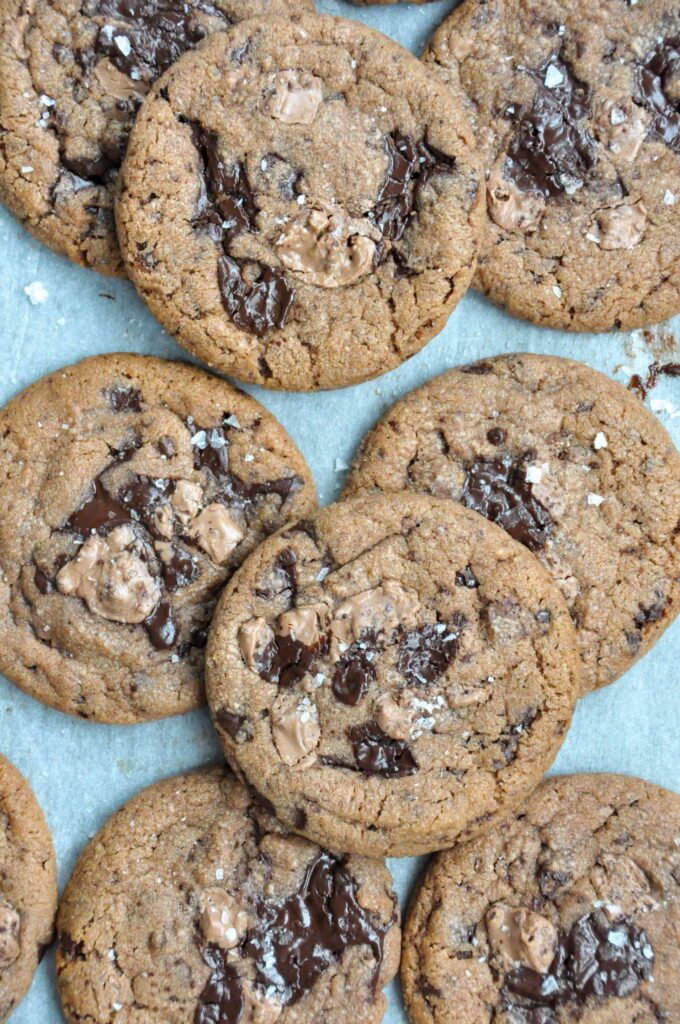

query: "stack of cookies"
left=0, top=0, right=678, bottom=1022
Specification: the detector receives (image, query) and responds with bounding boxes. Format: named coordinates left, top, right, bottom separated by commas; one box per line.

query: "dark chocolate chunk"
left=455, top=565, right=479, bottom=589
left=191, top=125, right=258, bottom=244
left=58, top=932, right=86, bottom=962
left=34, top=568, right=54, bottom=595
left=461, top=454, right=552, bottom=551
left=258, top=631, right=323, bottom=688
left=398, top=619, right=462, bottom=686
left=243, top=852, right=386, bottom=1006
left=487, top=427, right=506, bottom=446
left=63, top=478, right=132, bottom=538
left=216, top=707, right=246, bottom=738
left=373, top=132, right=455, bottom=242
left=504, top=54, right=597, bottom=199
left=332, top=640, right=377, bottom=706
left=635, top=36, right=680, bottom=152
left=348, top=721, right=418, bottom=777
left=161, top=544, right=200, bottom=592
left=634, top=595, right=667, bottom=628
left=217, top=255, right=294, bottom=337
left=462, top=362, right=493, bottom=375
left=194, top=950, right=243, bottom=1024
left=143, top=598, right=178, bottom=650
left=118, top=475, right=173, bottom=535
left=105, top=385, right=142, bottom=412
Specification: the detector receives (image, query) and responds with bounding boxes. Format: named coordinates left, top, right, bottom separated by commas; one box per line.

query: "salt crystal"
left=587, top=492, right=605, bottom=506
left=24, top=280, right=48, bottom=304
left=593, top=431, right=608, bottom=450
left=544, top=64, right=564, bottom=88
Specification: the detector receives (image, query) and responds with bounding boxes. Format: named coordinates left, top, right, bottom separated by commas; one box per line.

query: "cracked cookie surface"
left=402, top=773, right=680, bottom=1024
left=424, top=0, right=680, bottom=331
left=206, top=493, right=580, bottom=857
left=0, top=754, right=57, bottom=1024
left=56, top=767, right=400, bottom=1024
left=116, top=13, right=482, bottom=391
left=343, top=353, right=680, bottom=694
left=0, top=0, right=311, bottom=275
left=0, top=352, right=316, bottom=723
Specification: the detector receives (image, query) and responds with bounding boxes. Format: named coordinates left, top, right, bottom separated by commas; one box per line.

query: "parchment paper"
left=1, top=2, right=678, bottom=1019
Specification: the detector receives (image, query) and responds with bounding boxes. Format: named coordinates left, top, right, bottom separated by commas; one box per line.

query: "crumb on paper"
left=24, top=281, right=48, bottom=305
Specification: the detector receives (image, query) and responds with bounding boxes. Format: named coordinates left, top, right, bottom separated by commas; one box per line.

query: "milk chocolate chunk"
left=348, top=721, right=418, bottom=777
left=504, top=54, right=597, bottom=198
left=461, top=455, right=552, bottom=551
left=635, top=35, right=680, bottom=152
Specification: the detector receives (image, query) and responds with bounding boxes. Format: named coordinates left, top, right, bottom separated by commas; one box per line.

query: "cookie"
left=206, top=492, right=580, bottom=858
left=56, top=767, right=400, bottom=1024
left=0, top=0, right=312, bottom=276
left=343, top=353, right=680, bottom=694
left=116, top=14, right=482, bottom=391
left=0, top=754, right=57, bottom=1023
left=424, top=0, right=680, bottom=332
left=402, top=773, right=680, bottom=1024
left=0, top=353, right=316, bottom=723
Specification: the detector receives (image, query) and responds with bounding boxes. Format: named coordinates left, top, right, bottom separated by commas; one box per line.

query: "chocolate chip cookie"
left=0, top=353, right=316, bottom=723
left=206, top=493, right=580, bottom=858
left=0, top=754, right=57, bottom=1024
left=343, top=353, right=680, bottom=695
left=402, top=773, right=680, bottom=1024
left=0, top=0, right=312, bottom=276
left=116, top=14, right=482, bottom=390
left=56, top=767, right=400, bottom=1024
left=424, top=0, right=680, bottom=331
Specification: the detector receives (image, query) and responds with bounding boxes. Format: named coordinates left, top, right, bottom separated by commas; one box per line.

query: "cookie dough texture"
left=116, top=14, right=482, bottom=391
left=56, top=768, right=400, bottom=1024
left=0, top=0, right=312, bottom=276
left=424, top=0, right=680, bottom=331
left=206, top=493, right=580, bottom=858
left=0, top=353, right=316, bottom=723
left=0, top=755, right=57, bottom=1023
left=344, top=354, right=680, bottom=694
left=402, top=774, right=680, bottom=1024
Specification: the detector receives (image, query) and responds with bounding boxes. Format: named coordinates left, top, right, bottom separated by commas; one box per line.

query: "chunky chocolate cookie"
left=0, top=0, right=312, bottom=275
left=57, top=767, right=400, bottom=1024
left=424, top=0, right=680, bottom=331
left=402, top=773, right=680, bottom=1024
left=116, top=14, right=482, bottom=390
left=0, top=754, right=57, bottom=1023
left=0, top=353, right=315, bottom=723
left=343, top=354, right=680, bottom=695
left=206, top=493, right=580, bottom=857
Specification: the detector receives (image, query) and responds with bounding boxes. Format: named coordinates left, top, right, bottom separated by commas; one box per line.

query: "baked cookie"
left=56, top=767, right=400, bottom=1024
left=402, top=773, right=680, bottom=1024
left=206, top=493, right=580, bottom=858
left=343, top=354, right=680, bottom=695
left=424, top=0, right=680, bottom=332
left=0, top=0, right=312, bottom=276
left=116, top=14, right=482, bottom=391
left=0, top=754, right=57, bottom=1024
left=0, top=353, right=316, bottom=723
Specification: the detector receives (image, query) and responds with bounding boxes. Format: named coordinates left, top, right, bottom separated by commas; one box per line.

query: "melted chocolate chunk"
left=161, top=544, right=199, bottom=591
left=501, top=910, right=653, bottom=1018
left=461, top=454, right=552, bottom=551
left=92, top=0, right=229, bottom=81
left=195, top=950, right=243, bottom=1024
left=348, top=721, right=418, bottom=777
left=64, top=478, right=131, bottom=537
left=118, top=475, right=173, bottom=535
left=504, top=54, right=596, bottom=198
left=373, top=132, right=456, bottom=242
left=258, top=632, right=324, bottom=687
left=106, top=385, right=142, bottom=412
left=144, top=598, right=178, bottom=650
left=636, top=36, right=680, bottom=151
left=332, top=640, right=377, bottom=706
left=191, top=125, right=258, bottom=244
left=217, top=255, right=294, bottom=337
left=243, top=853, right=386, bottom=1006
left=398, top=619, right=462, bottom=686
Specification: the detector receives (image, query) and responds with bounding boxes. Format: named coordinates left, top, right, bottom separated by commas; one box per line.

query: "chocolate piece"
left=332, top=640, right=377, bottom=706
left=195, top=950, right=243, bottom=1024
left=92, top=0, right=229, bottom=82
left=243, top=852, right=385, bottom=1005
left=502, top=910, right=653, bottom=1016
left=257, top=632, right=321, bottom=687
left=118, top=475, right=173, bottom=535
left=348, top=721, right=418, bottom=777
left=192, top=126, right=258, bottom=243
left=487, top=427, right=506, bottom=445
left=216, top=707, right=246, bottom=738
left=161, top=544, right=200, bottom=591
left=143, top=598, right=178, bottom=650
left=504, top=55, right=597, bottom=198
left=106, top=385, right=142, bottom=412
left=398, top=620, right=461, bottom=686
left=455, top=565, right=479, bottom=589
left=34, top=568, right=54, bottom=595
left=64, top=478, right=132, bottom=537
left=461, top=454, right=552, bottom=551
left=217, top=255, right=294, bottom=337
left=373, top=132, right=456, bottom=242
left=635, top=36, right=680, bottom=152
